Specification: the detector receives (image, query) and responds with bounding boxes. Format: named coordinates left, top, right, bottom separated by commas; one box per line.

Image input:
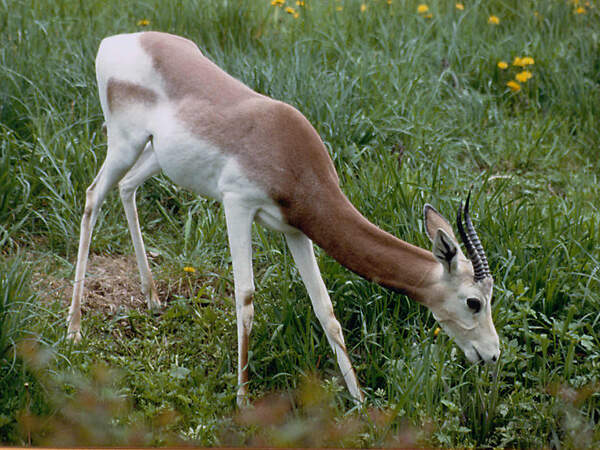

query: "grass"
left=1, top=0, right=599, bottom=446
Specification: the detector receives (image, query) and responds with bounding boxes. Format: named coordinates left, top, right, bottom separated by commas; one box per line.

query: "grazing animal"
left=68, top=31, right=500, bottom=405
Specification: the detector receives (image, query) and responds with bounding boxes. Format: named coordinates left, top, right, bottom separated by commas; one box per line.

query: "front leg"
left=285, top=231, right=364, bottom=403
left=223, top=194, right=257, bottom=407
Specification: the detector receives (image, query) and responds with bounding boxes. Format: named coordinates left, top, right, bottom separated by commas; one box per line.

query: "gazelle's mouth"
left=473, top=346, right=483, bottom=363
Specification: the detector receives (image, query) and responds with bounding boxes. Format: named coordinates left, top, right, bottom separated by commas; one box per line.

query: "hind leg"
left=118, top=142, right=162, bottom=309
left=67, top=129, right=150, bottom=341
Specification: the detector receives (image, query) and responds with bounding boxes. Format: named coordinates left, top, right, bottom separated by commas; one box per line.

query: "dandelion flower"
left=296, top=0, right=305, bottom=5
left=417, top=4, right=429, bottom=14
left=361, top=3, right=367, bottom=12
left=575, top=6, right=586, bottom=14
left=336, top=5, right=342, bottom=11
left=513, top=56, right=534, bottom=67
left=488, top=15, right=500, bottom=25
left=387, top=0, right=392, bottom=4
left=456, top=3, right=464, bottom=10
left=183, top=266, right=196, bottom=273
left=507, top=80, right=521, bottom=92
left=424, top=13, right=433, bottom=19
left=521, top=56, right=534, bottom=66
left=434, top=327, right=441, bottom=337
left=137, top=19, right=150, bottom=26
left=497, top=61, right=508, bottom=69
left=271, top=0, right=285, bottom=6
left=515, top=70, right=533, bottom=83
left=285, top=6, right=298, bottom=16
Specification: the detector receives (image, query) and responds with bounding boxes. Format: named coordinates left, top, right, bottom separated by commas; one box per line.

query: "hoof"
left=146, top=291, right=162, bottom=311
left=67, top=328, right=82, bottom=343
left=237, top=387, right=250, bottom=408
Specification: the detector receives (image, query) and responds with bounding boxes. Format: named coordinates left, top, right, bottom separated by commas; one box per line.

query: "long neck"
left=285, top=188, right=439, bottom=304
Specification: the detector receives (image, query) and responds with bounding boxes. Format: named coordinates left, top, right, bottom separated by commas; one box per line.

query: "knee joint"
left=118, top=181, right=135, bottom=200
left=325, top=315, right=342, bottom=338
left=237, top=288, right=255, bottom=307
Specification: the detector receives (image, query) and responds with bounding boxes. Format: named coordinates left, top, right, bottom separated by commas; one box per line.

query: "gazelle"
left=68, top=31, right=500, bottom=405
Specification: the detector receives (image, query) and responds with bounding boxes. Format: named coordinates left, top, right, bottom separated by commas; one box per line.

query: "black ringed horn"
left=464, top=191, right=491, bottom=280
left=456, top=202, right=477, bottom=262
left=456, top=201, right=484, bottom=279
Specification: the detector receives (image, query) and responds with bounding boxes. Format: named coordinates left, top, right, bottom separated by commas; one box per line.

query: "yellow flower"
left=271, top=0, right=285, bottom=6
left=417, top=4, right=429, bottom=14
left=387, top=0, right=392, bottom=4
left=285, top=6, right=297, bottom=16
left=361, top=3, right=367, bottom=12
left=497, top=61, right=508, bottom=69
left=434, top=327, right=441, bottom=337
left=507, top=80, right=521, bottom=92
left=137, top=19, right=150, bottom=26
left=336, top=5, right=342, bottom=11
left=488, top=15, right=500, bottom=25
left=183, top=266, right=196, bottom=273
left=575, top=6, right=586, bottom=14
left=424, top=13, right=433, bottom=19
left=521, top=56, right=534, bottom=66
left=515, top=70, right=533, bottom=83
left=455, top=3, right=464, bottom=10
left=296, top=0, right=305, bottom=5
left=513, top=56, right=534, bottom=67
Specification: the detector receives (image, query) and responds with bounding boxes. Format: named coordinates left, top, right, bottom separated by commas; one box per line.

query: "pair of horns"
left=456, top=191, right=491, bottom=282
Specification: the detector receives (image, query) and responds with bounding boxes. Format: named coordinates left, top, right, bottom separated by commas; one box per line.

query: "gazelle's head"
left=423, top=194, right=500, bottom=364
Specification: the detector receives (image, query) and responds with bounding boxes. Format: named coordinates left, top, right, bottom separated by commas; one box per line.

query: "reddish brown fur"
left=106, top=78, right=158, bottom=113
left=139, top=32, right=438, bottom=302
left=140, top=32, right=254, bottom=106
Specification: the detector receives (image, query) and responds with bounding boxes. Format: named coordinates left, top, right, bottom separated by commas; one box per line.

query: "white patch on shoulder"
left=219, top=158, right=297, bottom=233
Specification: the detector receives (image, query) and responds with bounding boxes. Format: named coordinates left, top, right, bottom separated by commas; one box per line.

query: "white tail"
left=68, top=31, right=499, bottom=406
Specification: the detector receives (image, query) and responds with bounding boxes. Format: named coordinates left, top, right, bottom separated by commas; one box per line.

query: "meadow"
left=1, top=0, right=599, bottom=446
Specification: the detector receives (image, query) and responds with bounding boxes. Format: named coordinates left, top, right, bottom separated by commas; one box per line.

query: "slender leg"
left=67, top=132, right=150, bottom=341
left=118, top=143, right=162, bottom=309
left=284, top=231, right=364, bottom=403
left=222, top=194, right=257, bottom=407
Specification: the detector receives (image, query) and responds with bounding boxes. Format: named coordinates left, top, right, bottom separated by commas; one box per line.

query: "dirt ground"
left=32, top=254, right=152, bottom=315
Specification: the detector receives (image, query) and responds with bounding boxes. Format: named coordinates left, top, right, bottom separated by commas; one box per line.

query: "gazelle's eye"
left=467, top=297, right=481, bottom=313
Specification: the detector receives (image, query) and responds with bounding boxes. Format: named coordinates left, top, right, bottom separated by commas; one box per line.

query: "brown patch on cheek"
left=106, top=78, right=158, bottom=113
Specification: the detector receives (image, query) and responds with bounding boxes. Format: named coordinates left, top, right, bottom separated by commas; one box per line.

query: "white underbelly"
left=153, top=134, right=225, bottom=199
left=148, top=105, right=298, bottom=234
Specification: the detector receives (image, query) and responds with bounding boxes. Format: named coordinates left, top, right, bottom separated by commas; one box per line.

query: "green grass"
left=1, top=0, right=599, bottom=446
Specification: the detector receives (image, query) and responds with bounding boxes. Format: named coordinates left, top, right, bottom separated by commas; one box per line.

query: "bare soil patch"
left=33, top=254, right=154, bottom=315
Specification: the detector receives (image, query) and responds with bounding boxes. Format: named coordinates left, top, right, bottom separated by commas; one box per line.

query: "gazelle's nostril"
left=492, top=354, right=498, bottom=362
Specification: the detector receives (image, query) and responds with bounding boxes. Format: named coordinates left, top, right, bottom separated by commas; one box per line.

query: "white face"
left=423, top=204, right=500, bottom=364
left=429, top=268, right=500, bottom=363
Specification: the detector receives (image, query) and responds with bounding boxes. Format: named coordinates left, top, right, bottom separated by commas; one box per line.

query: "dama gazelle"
left=68, top=31, right=500, bottom=405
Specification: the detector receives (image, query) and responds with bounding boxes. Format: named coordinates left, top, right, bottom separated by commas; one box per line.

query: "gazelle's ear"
left=423, top=204, right=458, bottom=242
left=432, top=229, right=460, bottom=274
